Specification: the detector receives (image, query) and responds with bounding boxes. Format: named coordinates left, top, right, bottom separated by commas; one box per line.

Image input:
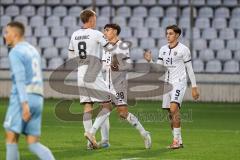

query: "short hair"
left=166, top=25, right=181, bottom=36
left=104, top=23, right=121, bottom=35
left=7, top=21, right=25, bottom=36
left=80, top=9, right=96, bottom=23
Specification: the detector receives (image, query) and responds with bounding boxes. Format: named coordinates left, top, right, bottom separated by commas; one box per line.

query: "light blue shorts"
left=3, top=93, right=43, bottom=136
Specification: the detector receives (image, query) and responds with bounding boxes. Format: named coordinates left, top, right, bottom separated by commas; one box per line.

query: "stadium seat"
left=48, top=57, right=64, bottom=69
left=150, top=28, right=165, bottom=39
left=0, top=0, right=14, bottom=5
left=142, top=0, right=157, bottom=6
left=46, top=16, right=60, bottom=27
left=179, top=17, right=190, bottom=29
left=227, top=39, right=240, bottom=51
left=140, top=37, right=155, bottom=49
left=37, top=6, right=51, bottom=16
left=149, top=6, right=164, bottom=17
left=209, top=39, right=225, bottom=50
left=13, top=15, right=28, bottom=26
left=234, top=50, right=240, bottom=61
left=232, top=7, right=240, bottom=18
left=53, top=6, right=67, bottom=17
left=158, top=0, right=173, bottom=6
left=69, top=6, right=83, bottom=17
left=133, top=6, right=148, bottom=17
left=215, top=7, right=230, bottom=18
left=198, top=7, right=213, bottom=18
left=180, top=38, right=190, bottom=47
left=130, top=48, right=144, bottom=60
left=55, top=37, right=70, bottom=48
left=193, top=39, right=207, bottom=50
left=185, top=28, right=200, bottom=39
left=134, top=27, right=149, bottom=38
left=62, top=16, right=77, bottom=27
left=129, top=17, right=144, bottom=28
left=21, top=5, right=35, bottom=17
left=199, top=49, right=215, bottom=61
left=206, top=60, right=222, bottom=73
left=60, top=48, right=68, bottom=59
left=207, top=0, right=221, bottom=6
left=41, top=58, right=47, bottom=69
left=25, top=37, right=37, bottom=46
left=67, top=26, right=80, bottom=37
left=229, top=18, right=240, bottom=30
left=5, top=5, right=20, bottom=16
left=223, top=60, right=239, bottom=73
left=0, top=6, right=4, bottom=15
left=116, top=6, right=131, bottom=17
left=182, top=7, right=197, bottom=18
left=111, top=0, right=124, bottom=6
left=0, top=16, right=11, bottom=27
left=112, top=16, right=127, bottom=26
left=96, top=0, right=109, bottom=6
left=51, top=26, right=66, bottom=38
left=202, top=28, right=217, bottom=40
left=30, top=16, right=44, bottom=27
left=223, top=0, right=238, bottom=6
left=97, top=16, right=110, bottom=28
left=193, top=59, right=204, bottom=73
left=46, top=0, right=60, bottom=5
left=192, top=0, right=205, bottom=6
left=39, top=37, right=54, bottom=48
left=195, top=18, right=210, bottom=29
left=216, top=49, right=232, bottom=61
left=212, top=18, right=227, bottom=29
left=31, top=0, right=45, bottom=5
left=43, top=47, right=58, bottom=59
left=219, top=28, right=235, bottom=40
left=150, top=47, right=159, bottom=61
left=166, top=6, right=179, bottom=18
left=34, top=26, right=49, bottom=37
left=24, top=26, right=32, bottom=37
left=145, top=17, right=159, bottom=28
left=100, top=6, right=115, bottom=17
left=237, top=30, right=240, bottom=39
left=62, top=0, right=77, bottom=5
left=0, top=57, right=9, bottom=69
left=120, top=27, right=132, bottom=38
left=15, top=0, right=29, bottom=5
left=124, top=37, right=138, bottom=48
left=126, top=0, right=140, bottom=6
left=157, top=39, right=168, bottom=48
left=0, top=46, right=8, bottom=57
left=161, top=17, right=176, bottom=28
left=0, top=37, right=4, bottom=45
left=78, top=0, right=92, bottom=6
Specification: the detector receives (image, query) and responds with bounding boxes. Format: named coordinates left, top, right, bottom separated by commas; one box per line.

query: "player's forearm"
left=16, top=80, right=28, bottom=103
left=185, top=62, right=197, bottom=87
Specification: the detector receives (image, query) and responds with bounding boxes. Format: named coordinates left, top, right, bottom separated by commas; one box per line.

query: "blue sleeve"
left=9, top=51, right=28, bottom=103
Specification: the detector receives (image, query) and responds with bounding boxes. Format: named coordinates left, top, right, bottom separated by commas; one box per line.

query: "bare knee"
left=6, top=131, right=19, bottom=144
left=26, top=135, right=39, bottom=144
left=117, top=106, right=128, bottom=119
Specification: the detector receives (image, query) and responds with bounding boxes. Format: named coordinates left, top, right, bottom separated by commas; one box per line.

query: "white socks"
left=173, top=128, right=183, bottom=144
left=83, top=112, right=92, bottom=133
left=127, top=112, right=146, bottom=136
left=100, top=116, right=110, bottom=142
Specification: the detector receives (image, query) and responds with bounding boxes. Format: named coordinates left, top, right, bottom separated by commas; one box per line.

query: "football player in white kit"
left=145, top=25, right=199, bottom=149
left=68, top=9, right=112, bottom=149
left=99, top=24, right=151, bottom=149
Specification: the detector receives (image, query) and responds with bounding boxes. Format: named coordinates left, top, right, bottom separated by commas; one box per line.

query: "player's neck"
left=83, top=23, right=93, bottom=29
left=169, top=41, right=179, bottom=49
left=12, top=37, right=24, bottom=47
left=109, top=37, right=119, bottom=45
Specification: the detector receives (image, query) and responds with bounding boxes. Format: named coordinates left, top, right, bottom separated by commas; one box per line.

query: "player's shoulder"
left=178, top=42, right=189, bottom=51
left=160, top=44, right=169, bottom=51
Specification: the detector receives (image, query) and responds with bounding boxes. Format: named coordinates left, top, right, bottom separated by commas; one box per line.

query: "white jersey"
left=102, top=40, right=131, bottom=90
left=68, top=28, right=108, bottom=77
left=157, top=42, right=191, bottom=84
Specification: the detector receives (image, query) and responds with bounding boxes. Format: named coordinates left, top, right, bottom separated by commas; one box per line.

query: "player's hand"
left=144, top=50, right=152, bottom=62
left=22, top=102, right=31, bottom=122
left=192, top=87, right=200, bottom=100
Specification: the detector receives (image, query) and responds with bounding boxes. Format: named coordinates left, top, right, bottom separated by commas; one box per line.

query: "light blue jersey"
left=4, top=41, right=44, bottom=136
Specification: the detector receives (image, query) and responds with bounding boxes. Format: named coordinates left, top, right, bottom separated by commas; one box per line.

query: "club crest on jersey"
left=174, top=52, right=178, bottom=56
left=163, top=52, right=166, bottom=55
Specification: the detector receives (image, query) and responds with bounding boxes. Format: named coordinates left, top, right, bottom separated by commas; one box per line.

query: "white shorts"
left=162, top=82, right=187, bottom=109
left=78, top=76, right=111, bottom=103
left=110, top=80, right=128, bottom=106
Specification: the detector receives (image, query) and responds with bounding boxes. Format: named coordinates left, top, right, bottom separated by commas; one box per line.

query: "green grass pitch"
left=0, top=99, right=240, bottom=160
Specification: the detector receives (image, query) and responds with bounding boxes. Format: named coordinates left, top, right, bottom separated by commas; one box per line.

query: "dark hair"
left=80, top=9, right=96, bottom=23
left=7, top=21, right=25, bottom=36
left=104, top=23, right=121, bottom=35
left=166, top=25, right=181, bottom=36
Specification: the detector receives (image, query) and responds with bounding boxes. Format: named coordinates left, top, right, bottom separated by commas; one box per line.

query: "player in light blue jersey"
left=3, top=21, right=55, bottom=160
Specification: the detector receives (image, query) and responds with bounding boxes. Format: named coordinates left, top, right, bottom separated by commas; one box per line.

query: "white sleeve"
left=185, top=59, right=197, bottom=87
left=68, top=35, right=77, bottom=59
left=183, top=47, right=191, bottom=63
left=156, top=48, right=164, bottom=65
